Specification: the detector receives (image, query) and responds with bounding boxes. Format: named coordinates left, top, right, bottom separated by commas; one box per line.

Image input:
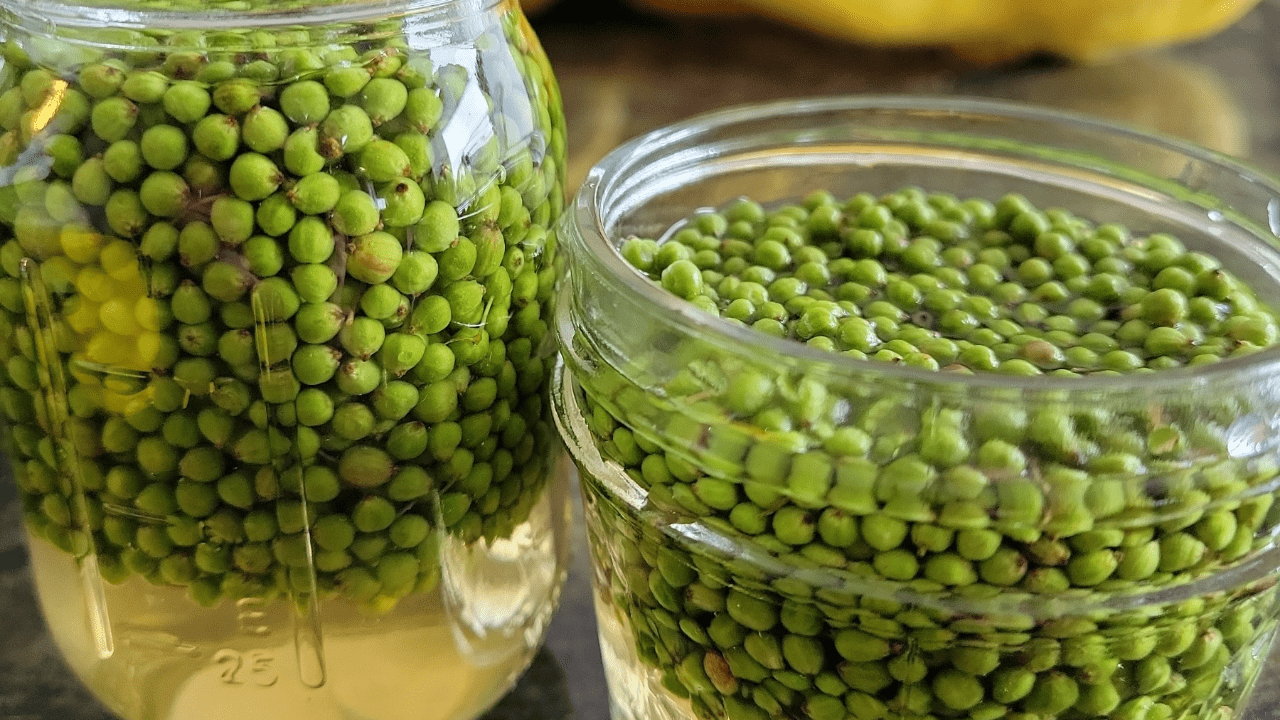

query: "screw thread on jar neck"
left=0, top=0, right=509, bottom=40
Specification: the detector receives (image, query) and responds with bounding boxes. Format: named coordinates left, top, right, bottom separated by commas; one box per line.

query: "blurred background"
left=526, top=0, right=1277, bottom=192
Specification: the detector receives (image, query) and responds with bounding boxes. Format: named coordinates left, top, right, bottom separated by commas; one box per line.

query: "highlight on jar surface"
left=551, top=98, right=1280, bottom=720
left=0, top=0, right=570, bottom=718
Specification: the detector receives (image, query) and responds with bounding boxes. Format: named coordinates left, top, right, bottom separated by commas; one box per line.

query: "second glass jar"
left=553, top=98, right=1280, bottom=720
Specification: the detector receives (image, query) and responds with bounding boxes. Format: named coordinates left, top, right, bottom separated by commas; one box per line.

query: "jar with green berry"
left=553, top=98, right=1280, bottom=720
left=0, top=0, right=569, bottom=718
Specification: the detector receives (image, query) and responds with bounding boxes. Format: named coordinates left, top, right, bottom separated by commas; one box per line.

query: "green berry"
left=241, top=106, right=289, bottom=154
left=192, top=113, right=240, bottom=161
left=140, top=124, right=188, bottom=170
left=280, top=80, right=330, bottom=125
left=346, top=231, right=404, bottom=284
left=229, top=153, right=282, bottom=201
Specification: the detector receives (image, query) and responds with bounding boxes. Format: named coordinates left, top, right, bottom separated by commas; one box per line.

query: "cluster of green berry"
left=567, top=188, right=1280, bottom=720
left=0, top=11, right=566, bottom=611
left=625, top=190, right=1276, bottom=375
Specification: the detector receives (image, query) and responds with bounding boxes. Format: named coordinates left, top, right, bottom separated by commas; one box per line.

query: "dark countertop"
left=5, top=2, right=1280, bottom=719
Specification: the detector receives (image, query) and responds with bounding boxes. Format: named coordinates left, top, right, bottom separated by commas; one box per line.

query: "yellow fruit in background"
left=518, top=0, right=561, bottom=15
left=619, top=0, right=1261, bottom=63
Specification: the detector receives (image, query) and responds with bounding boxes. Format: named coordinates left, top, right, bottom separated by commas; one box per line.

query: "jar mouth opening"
left=572, top=95, right=1280, bottom=397
left=2, top=0, right=503, bottom=31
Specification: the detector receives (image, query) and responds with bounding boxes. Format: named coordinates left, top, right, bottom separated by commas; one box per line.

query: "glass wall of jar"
left=0, top=1, right=569, bottom=718
left=552, top=98, right=1280, bottom=720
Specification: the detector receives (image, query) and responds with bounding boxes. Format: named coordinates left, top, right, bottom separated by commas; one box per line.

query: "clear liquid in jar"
left=26, top=516, right=564, bottom=720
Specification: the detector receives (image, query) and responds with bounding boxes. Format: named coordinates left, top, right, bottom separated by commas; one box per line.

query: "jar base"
left=26, top=516, right=564, bottom=720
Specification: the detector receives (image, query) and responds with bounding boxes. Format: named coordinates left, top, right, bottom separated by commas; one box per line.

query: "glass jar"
left=0, top=0, right=570, bottom=718
left=552, top=98, right=1280, bottom=720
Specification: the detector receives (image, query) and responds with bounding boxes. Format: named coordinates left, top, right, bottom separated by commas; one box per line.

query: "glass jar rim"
left=0, top=0, right=502, bottom=31
left=570, top=95, right=1280, bottom=396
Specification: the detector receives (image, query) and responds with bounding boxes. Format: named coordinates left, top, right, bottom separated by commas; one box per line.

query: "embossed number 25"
left=214, top=649, right=279, bottom=687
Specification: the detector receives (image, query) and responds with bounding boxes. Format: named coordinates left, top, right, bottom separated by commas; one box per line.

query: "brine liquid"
left=593, top=588, right=695, bottom=720
left=26, top=515, right=567, bottom=720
